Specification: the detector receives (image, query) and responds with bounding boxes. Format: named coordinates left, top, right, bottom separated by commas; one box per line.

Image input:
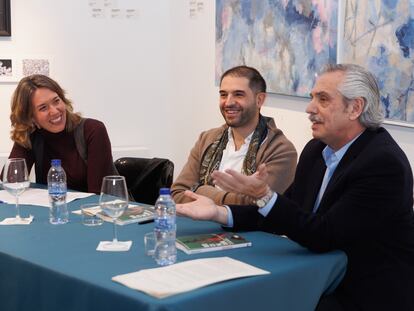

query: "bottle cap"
left=159, top=188, right=170, bottom=195
left=51, top=159, right=61, bottom=166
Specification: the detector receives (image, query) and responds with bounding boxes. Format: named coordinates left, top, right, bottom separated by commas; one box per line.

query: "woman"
left=8, top=74, right=116, bottom=193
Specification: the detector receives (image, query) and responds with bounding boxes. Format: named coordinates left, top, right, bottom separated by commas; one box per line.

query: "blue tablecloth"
left=0, top=195, right=347, bottom=311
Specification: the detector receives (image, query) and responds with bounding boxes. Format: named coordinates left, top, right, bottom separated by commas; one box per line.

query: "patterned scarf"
left=198, top=115, right=269, bottom=186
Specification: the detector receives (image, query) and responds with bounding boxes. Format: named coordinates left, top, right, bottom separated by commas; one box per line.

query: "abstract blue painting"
left=216, top=0, right=338, bottom=97
left=343, top=0, right=414, bottom=123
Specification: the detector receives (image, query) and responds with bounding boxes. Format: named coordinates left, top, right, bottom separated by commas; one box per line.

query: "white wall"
left=1, top=1, right=414, bottom=178
left=0, top=0, right=173, bottom=166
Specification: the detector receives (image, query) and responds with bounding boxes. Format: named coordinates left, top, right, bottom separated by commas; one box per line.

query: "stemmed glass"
left=2, top=158, right=30, bottom=219
left=99, top=175, right=128, bottom=250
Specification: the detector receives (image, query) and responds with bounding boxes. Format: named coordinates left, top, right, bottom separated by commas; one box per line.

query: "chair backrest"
left=114, top=157, right=174, bottom=205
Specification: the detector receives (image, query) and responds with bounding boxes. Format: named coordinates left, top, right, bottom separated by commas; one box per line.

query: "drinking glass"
left=99, top=175, right=128, bottom=250
left=144, top=232, right=156, bottom=256
left=2, top=158, right=30, bottom=219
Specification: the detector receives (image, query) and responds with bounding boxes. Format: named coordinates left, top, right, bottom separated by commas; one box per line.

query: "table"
left=0, top=196, right=347, bottom=311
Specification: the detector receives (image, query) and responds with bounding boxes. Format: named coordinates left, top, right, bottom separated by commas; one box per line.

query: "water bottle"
left=47, top=159, right=68, bottom=224
left=154, top=188, right=177, bottom=266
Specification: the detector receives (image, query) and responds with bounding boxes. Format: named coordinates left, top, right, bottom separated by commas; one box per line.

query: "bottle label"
left=154, top=217, right=175, bottom=230
left=48, top=182, right=67, bottom=195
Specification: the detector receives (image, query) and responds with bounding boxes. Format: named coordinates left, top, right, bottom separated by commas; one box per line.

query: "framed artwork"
left=22, top=58, right=51, bottom=77
left=342, top=0, right=414, bottom=126
left=0, top=0, right=11, bottom=36
left=0, top=57, right=20, bottom=82
left=216, top=0, right=338, bottom=97
left=0, top=58, right=12, bottom=75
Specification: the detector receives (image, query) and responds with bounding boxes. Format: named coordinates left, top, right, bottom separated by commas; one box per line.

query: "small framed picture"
left=0, top=58, right=20, bottom=83
left=22, top=58, right=51, bottom=77
left=0, top=0, right=11, bottom=36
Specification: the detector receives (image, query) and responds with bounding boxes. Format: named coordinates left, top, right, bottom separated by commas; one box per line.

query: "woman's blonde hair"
left=10, top=74, right=81, bottom=149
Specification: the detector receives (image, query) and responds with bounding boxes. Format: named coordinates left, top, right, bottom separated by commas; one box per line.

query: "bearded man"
left=171, top=65, right=297, bottom=205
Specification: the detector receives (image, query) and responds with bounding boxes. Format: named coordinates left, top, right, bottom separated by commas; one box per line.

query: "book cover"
left=96, top=205, right=155, bottom=225
left=176, top=232, right=251, bottom=254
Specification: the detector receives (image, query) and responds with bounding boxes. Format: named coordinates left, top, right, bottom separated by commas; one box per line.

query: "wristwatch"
left=255, top=188, right=274, bottom=208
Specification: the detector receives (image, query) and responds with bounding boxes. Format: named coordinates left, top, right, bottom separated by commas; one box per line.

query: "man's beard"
left=221, top=103, right=257, bottom=128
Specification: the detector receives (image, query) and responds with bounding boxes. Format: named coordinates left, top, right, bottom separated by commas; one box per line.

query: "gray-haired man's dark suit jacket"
left=230, top=127, right=414, bottom=311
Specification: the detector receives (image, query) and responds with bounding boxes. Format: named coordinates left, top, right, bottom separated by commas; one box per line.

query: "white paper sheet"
left=112, top=257, right=270, bottom=298
left=0, top=188, right=94, bottom=207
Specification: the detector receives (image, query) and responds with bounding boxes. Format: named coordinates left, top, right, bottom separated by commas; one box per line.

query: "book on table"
left=176, top=232, right=251, bottom=254
left=82, top=204, right=155, bottom=225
